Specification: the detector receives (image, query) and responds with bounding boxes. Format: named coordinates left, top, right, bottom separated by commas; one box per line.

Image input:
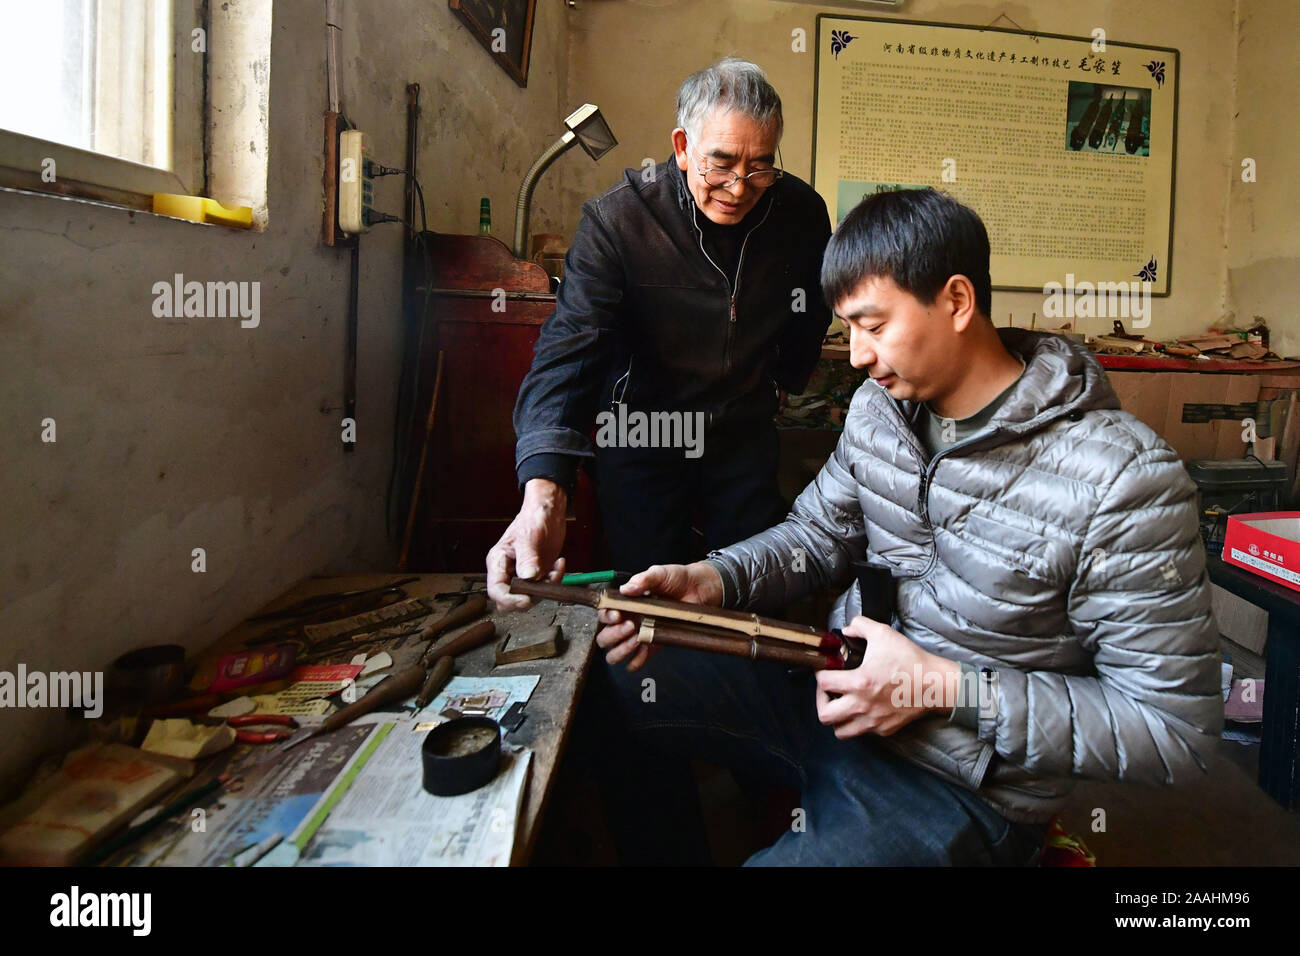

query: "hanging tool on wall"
left=398, top=350, right=444, bottom=569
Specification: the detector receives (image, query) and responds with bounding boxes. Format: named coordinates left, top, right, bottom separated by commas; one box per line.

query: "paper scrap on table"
left=412, top=675, right=540, bottom=730
left=297, top=722, right=532, bottom=867
left=208, top=696, right=257, bottom=719
left=251, top=664, right=363, bottom=716
left=360, top=651, right=393, bottom=677
left=141, top=719, right=236, bottom=760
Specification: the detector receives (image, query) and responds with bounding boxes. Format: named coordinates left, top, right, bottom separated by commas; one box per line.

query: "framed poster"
left=449, top=0, right=537, bottom=88
left=814, top=16, right=1178, bottom=294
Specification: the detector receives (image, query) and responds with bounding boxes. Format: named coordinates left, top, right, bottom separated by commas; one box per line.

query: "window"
left=0, top=0, right=203, bottom=205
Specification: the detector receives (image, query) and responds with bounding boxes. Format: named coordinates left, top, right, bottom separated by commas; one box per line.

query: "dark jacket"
left=514, top=158, right=832, bottom=491
left=706, top=329, right=1224, bottom=822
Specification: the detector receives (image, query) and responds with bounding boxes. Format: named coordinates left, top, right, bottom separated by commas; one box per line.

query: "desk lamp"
left=513, top=104, right=617, bottom=258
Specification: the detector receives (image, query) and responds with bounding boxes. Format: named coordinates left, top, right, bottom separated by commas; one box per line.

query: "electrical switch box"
left=338, top=129, right=373, bottom=234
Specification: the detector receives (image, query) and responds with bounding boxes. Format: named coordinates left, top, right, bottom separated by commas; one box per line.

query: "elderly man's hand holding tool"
left=595, top=562, right=725, bottom=672
left=814, top=615, right=961, bottom=739
left=486, top=478, right=570, bottom=610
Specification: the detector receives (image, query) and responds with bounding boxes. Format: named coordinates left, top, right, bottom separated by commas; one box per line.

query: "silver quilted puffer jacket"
left=707, top=328, right=1225, bottom=822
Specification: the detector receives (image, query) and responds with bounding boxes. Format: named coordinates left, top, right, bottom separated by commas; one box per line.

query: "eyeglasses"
left=690, top=145, right=783, bottom=189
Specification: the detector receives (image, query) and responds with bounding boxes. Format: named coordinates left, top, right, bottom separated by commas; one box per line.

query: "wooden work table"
left=122, top=573, right=598, bottom=866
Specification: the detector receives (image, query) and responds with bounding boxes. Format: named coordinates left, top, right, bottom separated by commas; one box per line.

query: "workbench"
left=115, top=573, right=597, bottom=866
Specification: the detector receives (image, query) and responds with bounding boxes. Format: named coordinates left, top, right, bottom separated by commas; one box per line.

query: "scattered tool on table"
left=282, top=618, right=498, bottom=751
left=228, top=714, right=299, bottom=744
left=499, top=701, right=527, bottom=734
left=247, top=577, right=419, bottom=622
left=415, top=594, right=489, bottom=643
left=412, top=657, right=455, bottom=721
left=495, top=623, right=564, bottom=665
left=508, top=577, right=865, bottom=669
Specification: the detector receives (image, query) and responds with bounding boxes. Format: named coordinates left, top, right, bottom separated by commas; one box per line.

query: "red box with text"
left=1222, top=512, right=1300, bottom=593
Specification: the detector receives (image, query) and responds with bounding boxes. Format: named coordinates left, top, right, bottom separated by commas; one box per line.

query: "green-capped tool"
left=560, top=570, right=632, bottom=587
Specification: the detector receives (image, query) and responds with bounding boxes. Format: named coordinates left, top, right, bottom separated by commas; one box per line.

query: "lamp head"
left=564, top=104, right=617, bottom=161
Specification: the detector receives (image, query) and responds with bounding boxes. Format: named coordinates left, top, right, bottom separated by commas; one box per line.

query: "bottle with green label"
left=478, top=198, right=491, bottom=236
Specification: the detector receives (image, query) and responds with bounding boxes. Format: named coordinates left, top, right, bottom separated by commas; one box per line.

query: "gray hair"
left=676, top=57, right=783, bottom=144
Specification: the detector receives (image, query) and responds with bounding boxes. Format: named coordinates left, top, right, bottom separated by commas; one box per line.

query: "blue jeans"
left=589, top=648, right=1047, bottom=866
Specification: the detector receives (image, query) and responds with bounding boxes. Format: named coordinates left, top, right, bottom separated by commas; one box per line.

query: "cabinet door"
left=409, top=296, right=598, bottom=572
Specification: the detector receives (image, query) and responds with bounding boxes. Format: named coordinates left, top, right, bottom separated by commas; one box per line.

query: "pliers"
left=228, top=714, right=299, bottom=744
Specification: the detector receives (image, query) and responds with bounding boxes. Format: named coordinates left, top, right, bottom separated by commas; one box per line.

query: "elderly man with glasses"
left=487, top=58, right=832, bottom=863
left=489, top=57, right=831, bottom=609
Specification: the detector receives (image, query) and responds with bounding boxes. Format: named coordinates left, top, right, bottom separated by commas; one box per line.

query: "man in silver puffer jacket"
left=594, top=188, right=1224, bottom=865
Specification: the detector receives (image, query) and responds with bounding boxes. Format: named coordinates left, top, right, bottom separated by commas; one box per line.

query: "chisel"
left=282, top=619, right=498, bottom=750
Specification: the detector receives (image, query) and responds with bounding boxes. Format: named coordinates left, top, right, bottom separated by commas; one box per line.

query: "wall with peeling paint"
left=0, top=1, right=570, bottom=786
left=561, top=0, right=1243, bottom=343
left=1227, top=0, right=1300, bottom=357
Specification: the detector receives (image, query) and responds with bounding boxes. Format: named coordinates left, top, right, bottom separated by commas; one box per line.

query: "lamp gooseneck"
left=513, top=130, right=576, bottom=259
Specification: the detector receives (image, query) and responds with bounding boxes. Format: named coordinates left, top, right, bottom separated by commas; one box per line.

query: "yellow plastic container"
left=152, top=193, right=254, bottom=228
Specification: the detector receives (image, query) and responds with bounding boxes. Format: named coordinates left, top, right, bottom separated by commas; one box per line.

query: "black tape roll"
left=421, top=717, right=502, bottom=796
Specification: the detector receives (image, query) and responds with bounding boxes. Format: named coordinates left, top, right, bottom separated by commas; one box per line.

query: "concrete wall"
left=1227, top=0, right=1300, bottom=356
left=561, top=0, right=1242, bottom=342
left=0, top=0, right=570, bottom=784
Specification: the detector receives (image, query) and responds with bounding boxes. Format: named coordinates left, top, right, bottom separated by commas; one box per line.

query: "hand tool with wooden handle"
left=282, top=663, right=429, bottom=750
left=420, top=618, right=498, bottom=667
left=282, top=619, right=499, bottom=751
left=417, top=594, right=488, bottom=642
left=412, top=656, right=455, bottom=720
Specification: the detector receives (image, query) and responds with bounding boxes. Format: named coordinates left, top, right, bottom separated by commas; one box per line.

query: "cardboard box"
left=1105, top=368, right=1300, bottom=463
left=1106, top=370, right=1260, bottom=461
left=1222, top=512, right=1300, bottom=592
left=1210, top=583, right=1268, bottom=654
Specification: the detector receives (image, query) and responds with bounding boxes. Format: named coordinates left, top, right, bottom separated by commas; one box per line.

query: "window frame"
left=0, top=0, right=205, bottom=209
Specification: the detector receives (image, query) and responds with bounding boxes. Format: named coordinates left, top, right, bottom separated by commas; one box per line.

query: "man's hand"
left=814, top=616, right=961, bottom=739
left=486, top=478, right=569, bottom=610
left=595, top=563, right=725, bottom=672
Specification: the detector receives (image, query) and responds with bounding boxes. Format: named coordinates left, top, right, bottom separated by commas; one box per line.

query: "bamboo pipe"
left=508, top=578, right=833, bottom=649
left=637, top=617, right=845, bottom=669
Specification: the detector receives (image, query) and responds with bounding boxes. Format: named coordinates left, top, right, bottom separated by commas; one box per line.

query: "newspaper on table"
left=128, top=674, right=540, bottom=867
left=293, top=675, right=540, bottom=866
left=296, top=725, right=531, bottom=866
left=135, top=723, right=375, bottom=866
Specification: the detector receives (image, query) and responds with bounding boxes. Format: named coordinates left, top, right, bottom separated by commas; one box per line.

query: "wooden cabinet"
left=403, top=232, right=598, bottom=572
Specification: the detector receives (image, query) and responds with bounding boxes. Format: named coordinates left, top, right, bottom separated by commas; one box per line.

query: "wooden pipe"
left=509, top=578, right=865, bottom=670
left=508, top=578, right=830, bottom=649
left=639, top=619, right=844, bottom=669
